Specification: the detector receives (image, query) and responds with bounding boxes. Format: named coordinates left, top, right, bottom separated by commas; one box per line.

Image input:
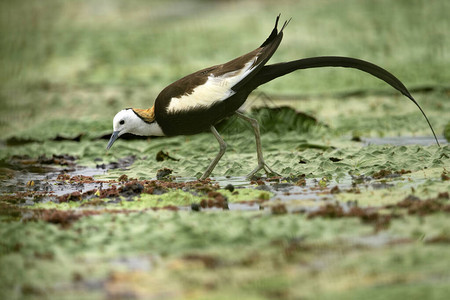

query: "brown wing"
left=153, top=16, right=290, bottom=114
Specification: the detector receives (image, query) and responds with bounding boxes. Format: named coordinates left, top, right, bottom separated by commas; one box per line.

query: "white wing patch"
left=167, top=58, right=257, bottom=113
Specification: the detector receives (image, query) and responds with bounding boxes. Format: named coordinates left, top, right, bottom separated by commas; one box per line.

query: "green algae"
left=2, top=211, right=450, bottom=299
left=1, top=92, right=447, bottom=180
left=3, top=106, right=447, bottom=178
left=1, top=93, right=448, bottom=300
left=30, top=188, right=272, bottom=210
left=101, top=143, right=448, bottom=180
left=1, top=0, right=450, bottom=299
left=336, top=167, right=449, bottom=207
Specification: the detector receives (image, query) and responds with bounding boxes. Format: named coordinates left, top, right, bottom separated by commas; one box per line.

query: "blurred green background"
left=1, top=0, right=449, bottom=140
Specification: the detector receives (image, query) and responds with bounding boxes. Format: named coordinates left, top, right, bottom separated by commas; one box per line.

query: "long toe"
left=246, top=164, right=264, bottom=179
left=246, top=162, right=280, bottom=179
left=263, top=163, right=280, bottom=177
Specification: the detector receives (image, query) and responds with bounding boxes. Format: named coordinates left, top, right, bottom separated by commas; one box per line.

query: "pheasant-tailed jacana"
left=107, top=15, right=439, bottom=180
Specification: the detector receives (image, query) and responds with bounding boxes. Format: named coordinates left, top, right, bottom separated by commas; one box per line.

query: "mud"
left=1, top=151, right=448, bottom=232
left=392, top=192, right=450, bottom=216
left=372, top=169, right=411, bottom=179
left=199, top=191, right=228, bottom=209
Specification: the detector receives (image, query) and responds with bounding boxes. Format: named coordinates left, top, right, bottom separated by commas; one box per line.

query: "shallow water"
left=0, top=165, right=107, bottom=199
left=0, top=136, right=446, bottom=211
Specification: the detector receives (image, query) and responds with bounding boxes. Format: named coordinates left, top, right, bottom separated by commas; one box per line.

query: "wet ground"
left=1, top=137, right=447, bottom=213
left=0, top=136, right=448, bottom=300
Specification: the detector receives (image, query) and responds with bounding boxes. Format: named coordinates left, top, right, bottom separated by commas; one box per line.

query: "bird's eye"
left=119, top=120, right=125, bottom=125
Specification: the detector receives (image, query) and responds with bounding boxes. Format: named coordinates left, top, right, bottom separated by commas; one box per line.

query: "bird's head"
left=106, top=109, right=138, bottom=150
left=106, top=107, right=164, bottom=150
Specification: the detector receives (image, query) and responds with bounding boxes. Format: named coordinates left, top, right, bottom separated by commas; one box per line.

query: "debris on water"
left=1, top=155, right=70, bottom=173
left=266, top=176, right=283, bottom=182
left=0, top=202, right=23, bottom=220
left=271, top=203, right=287, bottom=215
left=25, top=208, right=142, bottom=228
left=1, top=148, right=447, bottom=231
left=295, top=178, right=306, bottom=186
left=307, top=203, right=392, bottom=232
left=32, top=209, right=85, bottom=228
left=224, top=184, right=235, bottom=192
left=0, top=191, right=44, bottom=204
left=156, top=168, right=173, bottom=180
left=396, top=169, right=411, bottom=175
left=254, top=179, right=265, bottom=186
left=37, top=154, right=77, bottom=166
left=441, top=171, right=449, bottom=181
left=199, top=191, right=228, bottom=209
left=392, top=193, right=450, bottom=216
left=271, top=183, right=293, bottom=192
left=119, top=181, right=144, bottom=197
left=425, top=235, right=450, bottom=244
left=371, top=182, right=394, bottom=190
left=255, top=185, right=271, bottom=192
left=155, top=150, right=179, bottom=162
left=58, top=191, right=83, bottom=203
left=118, top=174, right=128, bottom=182
left=191, top=203, right=201, bottom=211
left=330, top=186, right=340, bottom=194
left=182, top=254, right=220, bottom=269
left=348, top=207, right=392, bottom=231
left=372, top=169, right=392, bottom=179
left=67, top=175, right=95, bottom=183
left=372, top=169, right=411, bottom=180
left=97, top=186, right=120, bottom=198
left=56, top=174, right=71, bottom=181
left=350, top=174, right=370, bottom=185
left=396, top=194, right=421, bottom=204
left=308, top=204, right=344, bottom=219
left=438, top=192, right=449, bottom=199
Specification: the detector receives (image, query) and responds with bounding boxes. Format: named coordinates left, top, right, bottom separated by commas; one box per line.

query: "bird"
left=107, top=15, right=440, bottom=180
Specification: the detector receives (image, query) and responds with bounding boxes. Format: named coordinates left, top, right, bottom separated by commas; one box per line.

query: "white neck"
left=131, top=120, right=165, bottom=137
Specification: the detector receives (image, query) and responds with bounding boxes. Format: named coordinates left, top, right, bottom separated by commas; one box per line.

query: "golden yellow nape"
left=132, top=106, right=155, bottom=123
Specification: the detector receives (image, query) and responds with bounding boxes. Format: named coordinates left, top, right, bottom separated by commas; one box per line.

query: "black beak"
left=106, top=131, right=120, bottom=150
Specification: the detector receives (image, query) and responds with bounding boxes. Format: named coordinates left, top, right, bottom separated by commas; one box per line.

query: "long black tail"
left=251, top=56, right=440, bottom=146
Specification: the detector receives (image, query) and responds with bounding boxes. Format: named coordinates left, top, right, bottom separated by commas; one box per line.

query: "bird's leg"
left=235, top=112, right=279, bottom=178
left=200, top=126, right=227, bottom=180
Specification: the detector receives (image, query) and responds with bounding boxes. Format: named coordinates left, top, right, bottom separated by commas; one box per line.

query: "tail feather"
left=259, top=14, right=281, bottom=48
left=251, top=56, right=440, bottom=146
left=231, top=16, right=290, bottom=93
left=260, top=14, right=291, bottom=48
